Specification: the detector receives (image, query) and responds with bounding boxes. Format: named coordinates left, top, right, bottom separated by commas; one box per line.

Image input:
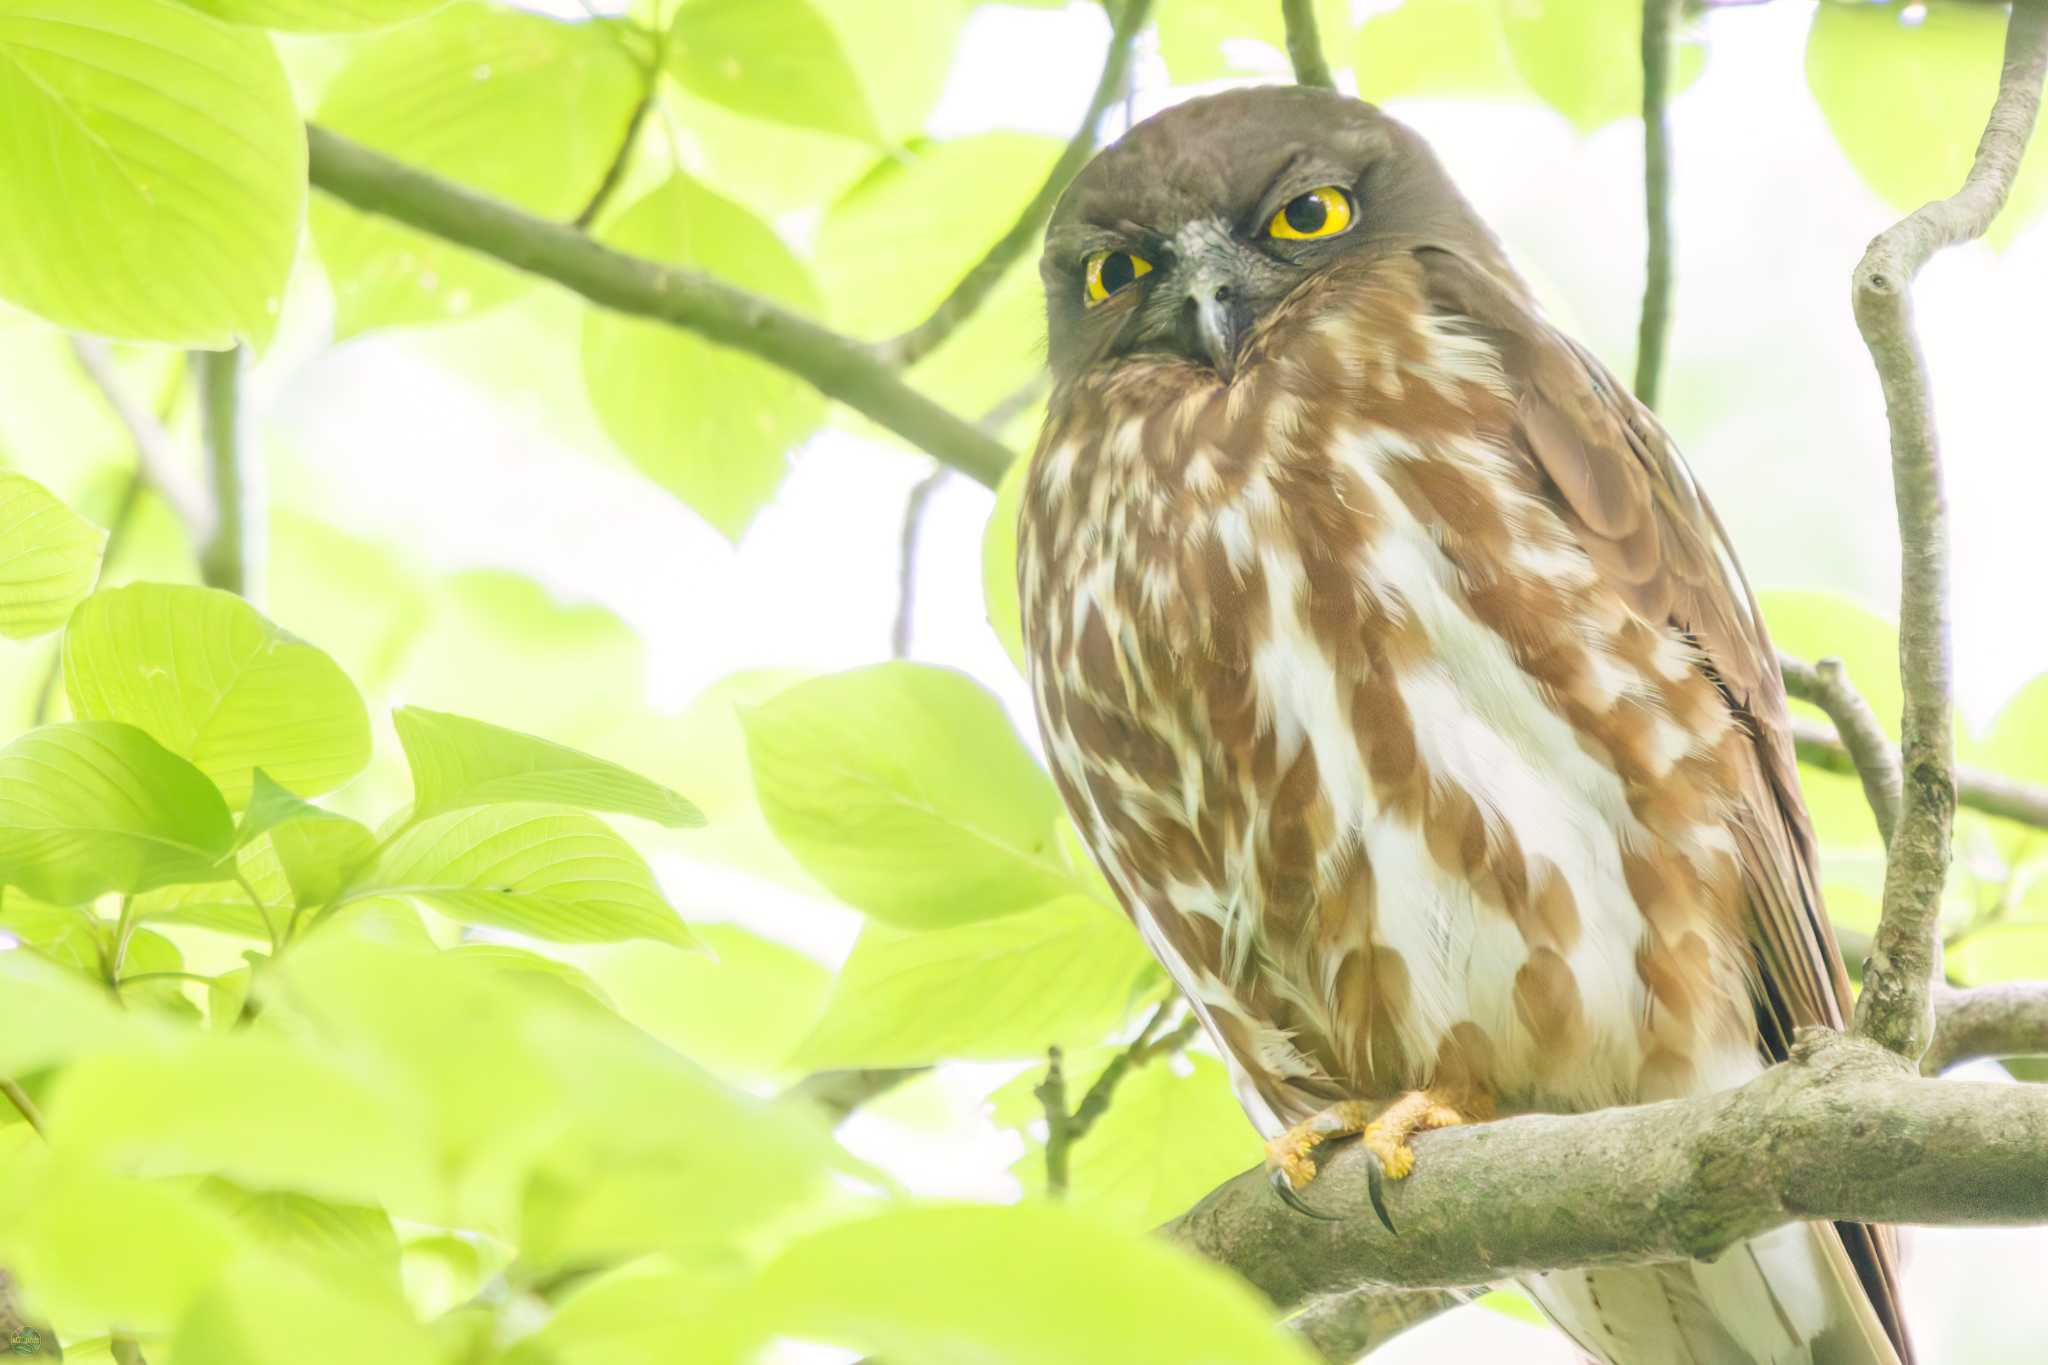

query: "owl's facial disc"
left=1171, top=218, right=1260, bottom=380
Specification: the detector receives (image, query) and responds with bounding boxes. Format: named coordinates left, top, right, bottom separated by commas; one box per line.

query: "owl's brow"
left=1245, top=152, right=1363, bottom=232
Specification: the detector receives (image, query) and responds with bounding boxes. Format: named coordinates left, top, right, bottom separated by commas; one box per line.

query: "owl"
left=1016, top=87, right=1910, bottom=1364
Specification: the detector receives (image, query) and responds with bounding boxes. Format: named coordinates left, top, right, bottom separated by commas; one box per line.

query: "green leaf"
left=741, top=663, right=1075, bottom=929
left=0, top=721, right=232, bottom=903
left=982, top=447, right=1030, bottom=673
left=816, top=134, right=1062, bottom=337
left=1157, top=0, right=1350, bottom=84
left=745, top=1203, right=1319, bottom=1365
left=0, top=472, right=103, bottom=640
left=582, top=175, right=825, bottom=538
left=208, top=1187, right=400, bottom=1289
left=312, top=2, right=643, bottom=335
left=668, top=0, right=880, bottom=144
left=1355, top=0, right=1526, bottom=102
left=168, top=1250, right=440, bottom=1365
left=174, top=0, right=451, bottom=31
left=1949, top=922, right=2048, bottom=987
left=394, top=705, right=703, bottom=828
left=1761, top=590, right=1903, bottom=740
left=1808, top=1, right=2048, bottom=248
left=1001, top=1052, right=1251, bottom=1227
left=64, top=583, right=371, bottom=809
left=579, top=924, right=830, bottom=1084
left=0, top=0, right=301, bottom=346
left=1501, top=0, right=1705, bottom=133
left=346, top=804, right=695, bottom=947
left=794, top=895, right=1152, bottom=1069
left=0, top=950, right=154, bottom=1076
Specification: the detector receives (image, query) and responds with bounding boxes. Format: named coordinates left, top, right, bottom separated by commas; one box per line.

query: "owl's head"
left=1040, top=86, right=1496, bottom=385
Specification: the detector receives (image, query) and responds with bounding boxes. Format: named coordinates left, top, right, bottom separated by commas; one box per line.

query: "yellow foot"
left=1263, top=1089, right=1480, bottom=1231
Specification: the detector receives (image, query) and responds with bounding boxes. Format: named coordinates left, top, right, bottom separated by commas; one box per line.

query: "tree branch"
left=1925, top=981, right=2048, bottom=1075
left=573, top=89, right=656, bottom=231
left=1283, top=1284, right=1465, bottom=1364
left=0, top=1077, right=45, bottom=1138
left=304, top=126, right=1017, bottom=488
left=1035, top=1046, right=1074, bottom=1197
left=891, top=467, right=949, bottom=659
left=1634, top=0, right=1677, bottom=409
left=193, top=346, right=254, bottom=598
left=1282, top=0, right=1337, bottom=90
left=1165, top=1030, right=2048, bottom=1309
left=1788, top=716, right=2048, bottom=834
left=1779, top=653, right=1903, bottom=844
left=1850, top=0, right=2048, bottom=1060
left=873, top=0, right=1154, bottom=369
left=66, top=338, right=213, bottom=543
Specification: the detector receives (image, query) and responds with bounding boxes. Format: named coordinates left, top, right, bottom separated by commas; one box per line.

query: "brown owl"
left=1016, top=86, right=1910, bottom=1364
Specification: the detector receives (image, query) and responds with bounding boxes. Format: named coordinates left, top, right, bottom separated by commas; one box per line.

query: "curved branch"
left=194, top=346, right=254, bottom=599
left=1779, top=653, right=1903, bottom=843
left=874, top=0, right=1154, bottom=369
left=1165, top=1031, right=2048, bottom=1308
left=1282, top=0, right=1337, bottom=90
left=304, top=126, right=1018, bottom=489
left=1634, top=0, right=1677, bottom=408
left=1851, top=1, right=2048, bottom=1059
left=1788, top=716, right=2048, bottom=834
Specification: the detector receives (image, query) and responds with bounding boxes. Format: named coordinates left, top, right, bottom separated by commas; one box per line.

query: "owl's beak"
left=1190, top=285, right=1250, bottom=380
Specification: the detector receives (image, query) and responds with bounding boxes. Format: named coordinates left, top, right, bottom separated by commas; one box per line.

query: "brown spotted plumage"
left=1019, top=88, right=1910, bottom=1365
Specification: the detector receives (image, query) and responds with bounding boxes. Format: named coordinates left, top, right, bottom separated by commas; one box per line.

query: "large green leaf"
left=1354, top=0, right=1526, bottom=102
left=1500, top=0, right=1705, bottom=133
left=0, top=722, right=232, bottom=903
left=582, top=175, right=825, bottom=538
left=395, top=705, right=702, bottom=828
left=744, top=1203, right=1320, bottom=1365
left=238, top=771, right=376, bottom=910
left=64, top=583, right=371, bottom=808
left=312, top=2, right=642, bottom=335
left=669, top=0, right=879, bottom=144
left=794, top=895, right=1153, bottom=1069
left=0, top=0, right=301, bottom=346
left=169, top=1251, right=441, bottom=1365
left=175, top=0, right=450, bottom=30
left=1808, top=1, right=2048, bottom=248
left=741, top=663, right=1075, bottom=929
left=0, top=472, right=102, bottom=640
left=345, top=804, right=695, bottom=947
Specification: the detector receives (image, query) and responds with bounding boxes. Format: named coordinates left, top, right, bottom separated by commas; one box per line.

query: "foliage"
left=0, top=0, right=2041, bottom=1361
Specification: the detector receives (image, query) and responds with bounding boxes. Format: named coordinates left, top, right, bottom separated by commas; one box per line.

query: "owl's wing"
left=1419, top=247, right=1913, bottom=1362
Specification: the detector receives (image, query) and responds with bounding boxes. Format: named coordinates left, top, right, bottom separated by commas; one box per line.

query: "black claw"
left=1267, top=1166, right=1342, bottom=1221
left=1364, top=1149, right=1399, bottom=1236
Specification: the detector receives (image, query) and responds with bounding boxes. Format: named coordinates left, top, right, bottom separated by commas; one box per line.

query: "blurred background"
left=3, top=0, right=2044, bottom=1358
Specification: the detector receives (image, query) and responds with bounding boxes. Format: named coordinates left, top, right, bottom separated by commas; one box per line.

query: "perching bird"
left=1016, top=87, right=1911, bottom=1364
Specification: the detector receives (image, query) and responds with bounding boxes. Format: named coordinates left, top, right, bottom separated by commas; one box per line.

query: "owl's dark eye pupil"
left=1283, top=193, right=1328, bottom=235
left=1100, top=252, right=1138, bottom=293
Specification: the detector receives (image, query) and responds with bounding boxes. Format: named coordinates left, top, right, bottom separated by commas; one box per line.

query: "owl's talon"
left=1363, top=1148, right=1398, bottom=1235
left=1267, top=1165, right=1341, bottom=1221
left=1261, top=1090, right=1476, bottom=1228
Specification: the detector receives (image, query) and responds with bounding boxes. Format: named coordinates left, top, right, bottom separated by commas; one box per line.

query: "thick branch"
left=875, top=0, right=1153, bottom=368
left=1284, top=1283, right=1463, bottom=1362
left=1851, top=2, right=2048, bottom=1059
left=1925, top=982, right=2048, bottom=1075
left=1779, top=654, right=1902, bottom=843
left=193, top=346, right=254, bottom=598
left=67, top=338, right=213, bottom=542
left=1282, top=0, right=1337, bottom=90
left=304, top=126, right=1016, bottom=488
left=1165, top=1031, right=2048, bottom=1308
left=1634, top=0, right=1677, bottom=408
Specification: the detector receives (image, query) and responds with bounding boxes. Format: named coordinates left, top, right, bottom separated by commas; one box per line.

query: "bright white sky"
left=252, top=2, right=2048, bottom=1358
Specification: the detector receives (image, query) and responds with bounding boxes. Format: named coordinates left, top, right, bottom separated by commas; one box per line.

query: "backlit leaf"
left=0, top=473, right=103, bottom=640
left=669, top=0, right=880, bottom=143
left=395, top=705, right=702, bottom=828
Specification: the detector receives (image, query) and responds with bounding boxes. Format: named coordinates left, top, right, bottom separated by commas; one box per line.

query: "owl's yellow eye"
left=1266, top=186, right=1354, bottom=241
left=1083, top=249, right=1153, bottom=305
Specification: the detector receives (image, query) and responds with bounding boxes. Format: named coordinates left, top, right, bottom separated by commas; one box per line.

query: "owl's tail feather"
left=1519, top=1221, right=1902, bottom=1365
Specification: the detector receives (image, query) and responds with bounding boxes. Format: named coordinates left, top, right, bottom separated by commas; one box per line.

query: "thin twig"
left=1634, top=0, right=1678, bottom=409
left=0, top=1078, right=45, bottom=1138
left=1788, top=717, right=2048, bottom=834
left=873, top=0, right=1155, bottom=369
left=1850, top=1, right=2048, bottom=1061
left=781, top=1066, right=927, bottom=1120
left=67, top=338, right=212, bottom=541
left=890, top=468, right=949, bottom=659
left=1035, top=1046, right=1073, bottom=1197
left=1779, top=654, right=1903, bottom=843
left=306, top=125, right=1016, bottom=488
left=1282, top=0, right=1337, bottom=90
left=1069, top=1005, right=1200, bottom=1142
left=1924, top=981, right=2048, bottom=1074
left=194, top=346, right=254, bottom=598
left=574, top=90, right=657, bottom=231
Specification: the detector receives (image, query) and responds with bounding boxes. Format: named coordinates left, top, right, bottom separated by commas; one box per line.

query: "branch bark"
left=1634, top=0, right=1678, bottom=408
left=1925, top=981, right=2048, bottom=1075
left=1282, top=0, right=1338, bottom=90
left=1165, top=1031, right=2048, bottom=1309
left=1850, top=0, right=2048, bottom=1060
left=304, top=126, right=1018, bottom=489
left=874, top=0, right=1154, bottom=368
left=194, top=346, right=255, bottom=599
left=1779, top=653, right=1903, bottom=843
left=1283, top=1284, right=1464, bottom=1364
